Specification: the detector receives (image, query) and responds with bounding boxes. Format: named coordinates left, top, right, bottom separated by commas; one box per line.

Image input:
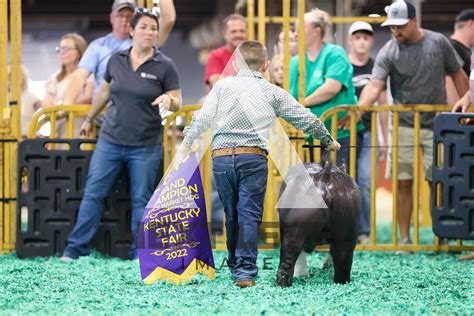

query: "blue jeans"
left=63, top=138, right=162, bottom=259
left=356, top=130, right=378, bottom=235
left=211, top=180, right=225, bottom=233
left=212, top=154, right=268, bottom=282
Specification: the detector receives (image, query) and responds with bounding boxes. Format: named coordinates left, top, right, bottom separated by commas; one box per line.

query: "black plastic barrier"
left=432, top=113, right=474, bottom=240
left=16, top=139, right=132, bottom=258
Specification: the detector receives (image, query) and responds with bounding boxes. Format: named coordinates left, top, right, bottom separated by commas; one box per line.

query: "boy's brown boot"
left=236, top=280, right=256, bottom=288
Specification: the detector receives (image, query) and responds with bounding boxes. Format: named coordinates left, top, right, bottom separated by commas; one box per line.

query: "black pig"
left=276, top=158, right=360, bottom=287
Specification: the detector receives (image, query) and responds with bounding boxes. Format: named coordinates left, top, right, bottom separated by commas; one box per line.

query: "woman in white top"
left=43, top=33, right=94, bottom=138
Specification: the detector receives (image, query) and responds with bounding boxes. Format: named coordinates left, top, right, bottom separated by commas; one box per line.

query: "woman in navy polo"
left=62, top=8, right=181, bottom=261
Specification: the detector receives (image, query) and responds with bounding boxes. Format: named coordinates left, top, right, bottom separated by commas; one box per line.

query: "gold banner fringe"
left=143, top=258, right=215, bottom=285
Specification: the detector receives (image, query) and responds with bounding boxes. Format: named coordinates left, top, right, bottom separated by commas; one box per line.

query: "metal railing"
left=315, top=104, right=474, bottom=252
left=28, top=104, right=96, bottom=139
left=9, top=100, right=474, bottom=253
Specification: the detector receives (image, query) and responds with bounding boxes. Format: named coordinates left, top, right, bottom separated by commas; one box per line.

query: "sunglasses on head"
left=134, top=7, right=160, bottom=18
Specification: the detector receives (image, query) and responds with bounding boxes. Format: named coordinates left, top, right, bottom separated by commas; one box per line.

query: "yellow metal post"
left=370, top=111, right=377, bottom=244
left=247, top=0, right=255, bottom=40
left=349, top=109, right=357, bottom=179
left=0, top=0, right=8, bottom=253
left=0, top=0, right=7, bottom=120
left=203, top=141, right=212, bottom=231
left=392, top=111, right=399, bottom=245
left=282, top=0, right=290, bottom=91
left=259, top=0, right=276, bottom=243
left=258, top=0, right=265, bottom=44
left=66, top=112, right=75, bottom=138
left=2, top=0, right=22, bottom=252
left=296, top=0, right=305, bottom=104
left=9, top=0, right=22, bottom=251
left=10, top=0, right=21, bottom=139
left=331, top=113, right=338, bottom=162
left=413, top=112, right=420, bottom=245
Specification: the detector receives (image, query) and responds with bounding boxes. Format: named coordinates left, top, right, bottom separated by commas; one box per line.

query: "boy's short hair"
left=236, top=40, right=268, bottom=71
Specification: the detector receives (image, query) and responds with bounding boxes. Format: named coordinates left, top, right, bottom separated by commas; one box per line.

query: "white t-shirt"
left=44, top=73, right=94, bottom=138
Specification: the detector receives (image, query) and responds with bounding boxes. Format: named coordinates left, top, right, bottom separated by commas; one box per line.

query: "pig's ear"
left=322, top=158, right=332, bottom=172
left=339, top=161, right=347, bottom=174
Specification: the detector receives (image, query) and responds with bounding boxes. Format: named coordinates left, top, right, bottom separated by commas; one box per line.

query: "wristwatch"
left=85, top=115, right=94, bottom=123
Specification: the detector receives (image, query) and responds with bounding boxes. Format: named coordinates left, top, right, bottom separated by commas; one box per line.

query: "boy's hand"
left=326, top=140, right=341, bottom=152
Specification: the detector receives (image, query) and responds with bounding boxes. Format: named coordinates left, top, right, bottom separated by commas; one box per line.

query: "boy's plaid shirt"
left=183, top=70, right=333, bottom=151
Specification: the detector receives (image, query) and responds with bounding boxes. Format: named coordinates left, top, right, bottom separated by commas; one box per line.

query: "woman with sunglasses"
left=43, top=33, right=94, bottom=138
left=62, top=9, right=181, bottom=261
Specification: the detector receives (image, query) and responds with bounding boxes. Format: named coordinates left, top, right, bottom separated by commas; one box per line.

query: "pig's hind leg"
left=276, top=225, right=305, bottom=287
left=330, top=239, right=356, bottom=284
left=329, top=216, right=357, bottom=284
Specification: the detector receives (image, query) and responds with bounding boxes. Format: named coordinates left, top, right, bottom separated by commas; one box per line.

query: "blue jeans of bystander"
left=63, top=138, right=162, bottom=259
left=356, top=130, right=379, bottom=235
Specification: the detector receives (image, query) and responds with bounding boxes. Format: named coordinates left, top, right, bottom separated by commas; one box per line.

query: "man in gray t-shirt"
left=373, top=29, right=463, bottom=128
left=356, top=1, right=469, bottom=248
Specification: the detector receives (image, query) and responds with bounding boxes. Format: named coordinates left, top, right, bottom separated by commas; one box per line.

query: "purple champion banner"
left=138, top=152, right=215, bottom=285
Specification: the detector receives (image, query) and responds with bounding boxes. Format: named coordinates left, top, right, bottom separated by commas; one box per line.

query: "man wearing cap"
left=347, top=21, right=388, bottom=245
left=63, top=0, right=176, bottom=105
left=204, top=14, right=247, bottom=89
left=355, top=0, right=469, bottom=251
left=446, top=9, right=474, bottom=103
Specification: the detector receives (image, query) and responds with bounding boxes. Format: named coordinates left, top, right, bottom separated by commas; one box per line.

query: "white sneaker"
left=293, top=252, right=309, bottom=277
left=395, top=238, right=413, bottom=255
left=60, top=255, right=74, bottom=262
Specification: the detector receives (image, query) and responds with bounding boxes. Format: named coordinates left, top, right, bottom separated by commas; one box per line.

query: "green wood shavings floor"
left=1, top=226, right=472, bottom=314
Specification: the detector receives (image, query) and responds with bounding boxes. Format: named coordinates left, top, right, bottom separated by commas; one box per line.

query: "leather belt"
left=212, top=147, right=267, bottom=158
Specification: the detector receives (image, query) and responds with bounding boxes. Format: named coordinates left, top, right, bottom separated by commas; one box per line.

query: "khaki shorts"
left=385, top=126, right=433, bottom=181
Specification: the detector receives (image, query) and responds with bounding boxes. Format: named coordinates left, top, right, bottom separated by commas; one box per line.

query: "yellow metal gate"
left=1, top=0, right=21, bottom=254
